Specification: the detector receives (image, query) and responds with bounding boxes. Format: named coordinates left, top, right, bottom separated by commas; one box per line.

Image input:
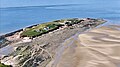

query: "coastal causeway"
left=0, top=18, right=106, bottom=67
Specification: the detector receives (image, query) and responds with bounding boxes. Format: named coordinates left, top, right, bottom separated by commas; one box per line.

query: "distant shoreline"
left=0, top=4, right=82, bottom=9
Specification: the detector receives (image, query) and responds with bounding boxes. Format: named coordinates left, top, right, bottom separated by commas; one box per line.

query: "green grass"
left=20, top=21, right=62, bottom=37
left=21, top=29, right=40, bottom=37
left=21, top=18, right=101, bottom=37
left=20, top=19, right=79, bottom=37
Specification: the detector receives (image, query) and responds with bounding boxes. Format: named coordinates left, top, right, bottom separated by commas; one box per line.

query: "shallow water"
left=0, top=45, right=14, bottom=57
left=0, top=0, right=120, bottom=35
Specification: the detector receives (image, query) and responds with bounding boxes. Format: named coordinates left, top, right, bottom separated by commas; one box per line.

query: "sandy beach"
left=50, top=25, right=120, bottom=67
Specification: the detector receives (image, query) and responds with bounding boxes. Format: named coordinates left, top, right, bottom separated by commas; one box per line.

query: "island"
left=0, top=18, right=106, bottom=67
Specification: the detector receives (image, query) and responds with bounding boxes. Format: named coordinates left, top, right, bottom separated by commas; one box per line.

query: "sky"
left=0, top=0, right=120, bottom=8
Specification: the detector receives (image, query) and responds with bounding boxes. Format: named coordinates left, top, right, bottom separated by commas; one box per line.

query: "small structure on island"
left=35, top=29, right=41, bottom=32
left=43, top=27, right=49, bottom=31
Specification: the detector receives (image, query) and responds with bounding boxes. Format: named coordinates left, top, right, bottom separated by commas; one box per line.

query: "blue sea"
left=0, top=0, right=120, bottom=35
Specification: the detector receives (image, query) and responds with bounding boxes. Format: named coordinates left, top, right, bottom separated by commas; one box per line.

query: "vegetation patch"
left=20, top=21, right=63, bottom=37
left=20, top=18, right=106, bottom=38
left=0, top=63, right=12, bottom=67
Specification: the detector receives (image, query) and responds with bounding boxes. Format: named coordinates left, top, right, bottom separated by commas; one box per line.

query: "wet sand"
left=50, top=25, right=120, bottom=67
left=0, top=45, right=14, bottom=57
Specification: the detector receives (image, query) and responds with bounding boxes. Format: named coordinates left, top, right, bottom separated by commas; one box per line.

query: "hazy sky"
left=0, top=0, right=120, bottom=8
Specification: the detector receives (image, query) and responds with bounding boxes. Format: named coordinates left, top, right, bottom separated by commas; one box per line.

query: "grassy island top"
left=20, top=18, right=105, bottom=37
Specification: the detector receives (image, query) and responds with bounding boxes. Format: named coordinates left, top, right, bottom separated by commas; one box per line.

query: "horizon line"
left=0, top=4, right=86, bottom=9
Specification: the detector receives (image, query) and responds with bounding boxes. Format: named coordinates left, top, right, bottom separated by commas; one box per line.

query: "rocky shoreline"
left=0, top=18, right=105, bottom=48
left=0, top=18, right=105, bottom=38
left=0, top=18, right=106, bottom=67
left=0, top=24, right=39, bottom=38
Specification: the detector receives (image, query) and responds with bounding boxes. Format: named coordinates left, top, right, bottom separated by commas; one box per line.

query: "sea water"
left=0, top=0, right=120, bottom=35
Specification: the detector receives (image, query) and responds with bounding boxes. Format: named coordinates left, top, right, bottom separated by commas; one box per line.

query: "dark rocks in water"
left=0, top=38, right=11, bottom=48
left=0, top=24, right=39, bottom=38
left=0, top=29, right=23, bottom=38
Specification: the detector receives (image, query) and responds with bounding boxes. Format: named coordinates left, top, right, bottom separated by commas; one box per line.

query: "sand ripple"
left=50, top=25, right=120, bottom=67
